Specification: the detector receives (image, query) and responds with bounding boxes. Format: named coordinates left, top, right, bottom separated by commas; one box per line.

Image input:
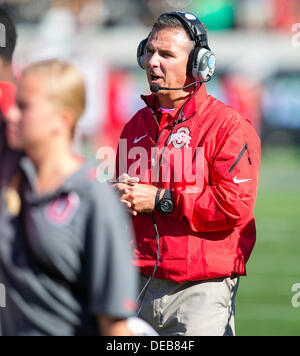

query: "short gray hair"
left=152, top=14, right=194, bottom=51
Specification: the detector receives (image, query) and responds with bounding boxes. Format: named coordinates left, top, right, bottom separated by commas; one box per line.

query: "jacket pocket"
left=229, top=142, right=252, bottom=174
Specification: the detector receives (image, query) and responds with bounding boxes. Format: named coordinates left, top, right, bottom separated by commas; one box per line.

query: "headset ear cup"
left=187, top=48, right=195, bottom=78
left=191, top=47, right=216, bottom=81
left=137, top=38, right=148, bottom=70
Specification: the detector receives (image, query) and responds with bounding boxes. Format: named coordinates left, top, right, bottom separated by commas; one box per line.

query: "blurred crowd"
left=2, top=0, right=300, bottom=33
left=1, top=0, right=299, bottom=153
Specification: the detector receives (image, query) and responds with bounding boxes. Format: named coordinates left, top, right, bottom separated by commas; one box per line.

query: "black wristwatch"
left=155, top=189, right=174, bottom=214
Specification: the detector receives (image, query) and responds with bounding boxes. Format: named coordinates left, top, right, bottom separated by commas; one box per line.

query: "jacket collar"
left=141, top=83, right=208, bottom=126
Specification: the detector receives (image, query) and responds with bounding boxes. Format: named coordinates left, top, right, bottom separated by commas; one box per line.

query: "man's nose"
left=146, top=52, right=160, bottom=68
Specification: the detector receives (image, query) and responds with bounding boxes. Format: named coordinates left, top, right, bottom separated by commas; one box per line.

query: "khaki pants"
left=139, top=275, right=240, bottom=336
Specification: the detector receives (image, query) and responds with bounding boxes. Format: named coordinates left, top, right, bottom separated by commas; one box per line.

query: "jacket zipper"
left=150, top=109, right=174, bottom=176
left=229, top=142, right=252, bottom=174
left=151, top=107, right=189, bottom=183
left=151, top=129, right=164, bottom=172
left=168, top=112, right=196, bottom=127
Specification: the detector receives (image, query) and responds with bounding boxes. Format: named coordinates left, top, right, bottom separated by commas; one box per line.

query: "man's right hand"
left=112, top=174, right=140, bottom=216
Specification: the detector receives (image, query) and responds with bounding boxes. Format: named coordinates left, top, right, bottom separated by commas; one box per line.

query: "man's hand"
left=113, top=174, right=164, bottom=216
left=113, top=174, right=140, bottom=185
left=121, top=183, right=159, bottom=214
left=112, top=174, right=140, bottom=216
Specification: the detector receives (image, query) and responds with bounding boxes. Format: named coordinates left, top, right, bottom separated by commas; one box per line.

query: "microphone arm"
left=150, top=77, right=210, bottom=93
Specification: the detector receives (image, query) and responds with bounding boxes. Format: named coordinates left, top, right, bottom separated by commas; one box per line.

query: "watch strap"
left=162, top=189, right=172, bottom=201
left=155, top=188, right=162, bottom=210
left=156, top=189, right=174, bottom=214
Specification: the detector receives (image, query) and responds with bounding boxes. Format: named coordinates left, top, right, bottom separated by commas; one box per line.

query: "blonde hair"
left=22, top=59, right=86, bottom=135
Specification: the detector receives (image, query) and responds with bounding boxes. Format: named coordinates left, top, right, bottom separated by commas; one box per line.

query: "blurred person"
left=27, top=0, right=109, bottom=154
left=235, top=0, right=273, bottom=30
left=0, top=7, right=22, bottom=337
left=0, top=6, right=21, bottom=201
left=0, top=59, right=138, bottom=336
left=0, top=81, right=20, bottom=205
left=270, top=0, right=300, bottom=32
left=0, top=6, right=17, bottom=84
left=114, top=11, right=261, bottom=336
left=222, top=74, right=263, bottom=135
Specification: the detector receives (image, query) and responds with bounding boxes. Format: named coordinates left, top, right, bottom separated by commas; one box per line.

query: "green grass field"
left=236, top=145, right=300, bottom=336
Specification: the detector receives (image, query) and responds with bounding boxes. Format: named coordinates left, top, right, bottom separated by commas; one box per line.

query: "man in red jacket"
left=115, top=11, right=260, bottom=336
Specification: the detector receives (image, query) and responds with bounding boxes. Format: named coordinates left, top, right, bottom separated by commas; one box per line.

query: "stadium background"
left=2, top=0, right=300, bottom=336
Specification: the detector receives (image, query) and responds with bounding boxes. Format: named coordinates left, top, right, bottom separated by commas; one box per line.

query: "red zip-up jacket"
left=116, top=84, right=261, bottom=283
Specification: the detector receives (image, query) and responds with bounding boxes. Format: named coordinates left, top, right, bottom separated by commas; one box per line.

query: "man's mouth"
left=150, top=74, right=163, bottom=83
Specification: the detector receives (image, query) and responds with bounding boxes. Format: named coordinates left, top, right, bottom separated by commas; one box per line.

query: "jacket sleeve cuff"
left=169, top=188, right=185, bottom=221
left=168, top=187, right=201, bottom=230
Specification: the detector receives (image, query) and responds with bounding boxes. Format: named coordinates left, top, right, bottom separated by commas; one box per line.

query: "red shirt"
left=116, top=84, right=261, bottom=283
left=0, top=81, right=16, bottom=115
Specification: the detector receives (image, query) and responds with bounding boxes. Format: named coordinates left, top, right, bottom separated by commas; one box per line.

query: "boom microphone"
left=150, top=78, right=210, bottom=93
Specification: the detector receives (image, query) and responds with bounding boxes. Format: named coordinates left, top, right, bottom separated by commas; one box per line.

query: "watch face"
left=160, top=200, right=174, bottom=213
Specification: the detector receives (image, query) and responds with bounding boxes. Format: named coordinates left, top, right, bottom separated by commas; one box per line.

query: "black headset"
left=137, top=11, right=216, bottom=82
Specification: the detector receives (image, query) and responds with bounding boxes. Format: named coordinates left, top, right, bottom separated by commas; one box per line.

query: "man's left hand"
left=121, top=184, right=165, bottom=215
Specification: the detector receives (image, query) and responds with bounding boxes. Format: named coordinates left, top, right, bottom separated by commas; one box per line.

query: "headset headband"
left=137, top=11, right=215, bottom=81
left=162, top=11, right=210, bottom=50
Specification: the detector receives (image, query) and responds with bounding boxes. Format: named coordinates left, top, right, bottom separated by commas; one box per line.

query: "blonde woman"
left=0, top=60, right=138, bottom=336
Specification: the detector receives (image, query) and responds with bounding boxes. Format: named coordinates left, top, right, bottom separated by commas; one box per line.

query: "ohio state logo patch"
left=45, top=192, right=80, bottom=226
left=170, top=127, right=191, bottom=148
